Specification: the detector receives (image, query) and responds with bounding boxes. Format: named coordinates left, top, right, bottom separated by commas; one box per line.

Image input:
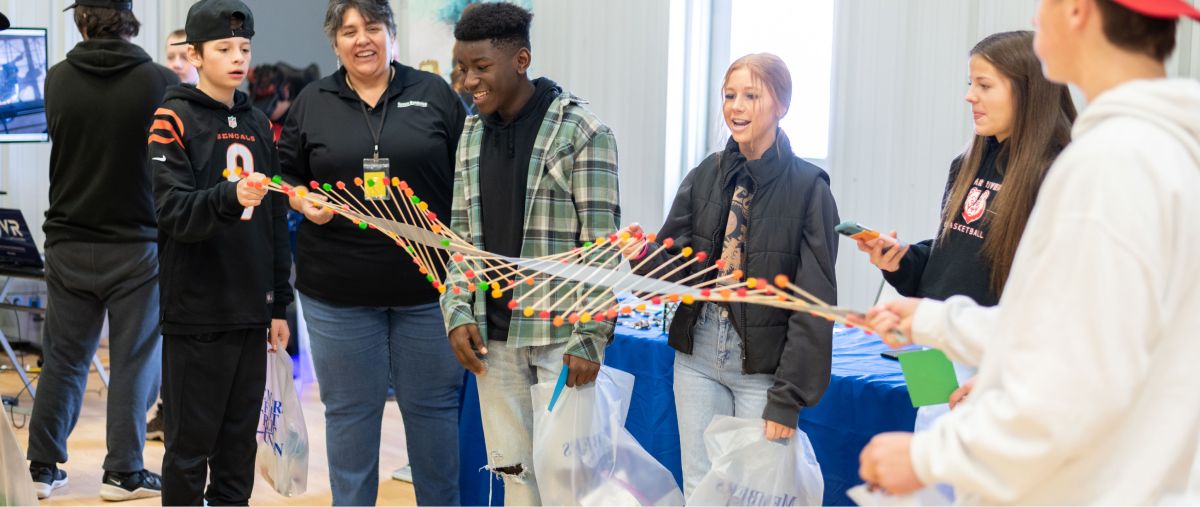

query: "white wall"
left=526, top=0, right=672, bottom=233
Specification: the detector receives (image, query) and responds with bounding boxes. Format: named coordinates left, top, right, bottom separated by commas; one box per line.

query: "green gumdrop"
left=322, top=183, right=333, bottom=192
left=426, top=274, right=435, bottom=283
left=358, top=222, right=368, bottom=230
left=406, top=246, right=415, bottom=254
left=583, top=242, right=593, bottom=248
left=366, top=179, right=376, bottom=187
left=271, top=175, right=282, bottom=184
left=440, top=239, right=451, bottom=247
left=476, top=282, right=488, bottom=291
left=410, top=195, right=420, bottom=204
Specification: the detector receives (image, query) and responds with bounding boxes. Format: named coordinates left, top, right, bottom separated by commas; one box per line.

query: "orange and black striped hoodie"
left=148, top=84, right=292, bottom=335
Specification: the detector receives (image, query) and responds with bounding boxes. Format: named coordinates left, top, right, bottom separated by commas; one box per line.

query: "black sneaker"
left=100, top=469, right=162, bottom=502
left=146, top=403, right=165, bottom=441
left=30, top=462, right=68, bottom=499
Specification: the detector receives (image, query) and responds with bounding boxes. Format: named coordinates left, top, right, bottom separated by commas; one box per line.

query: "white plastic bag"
left=531, top=366, right=684, bottom=506
left=846, top=484, right=952, bottom=506
left=255, top=347, right=308, bottom=496
left=0, top=415, right=38, bottom=506
left=688, top=415, right=823, bottom=506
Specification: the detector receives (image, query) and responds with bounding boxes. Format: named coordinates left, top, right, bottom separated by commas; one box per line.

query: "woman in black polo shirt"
left=277, top=1, right=466, bottom=504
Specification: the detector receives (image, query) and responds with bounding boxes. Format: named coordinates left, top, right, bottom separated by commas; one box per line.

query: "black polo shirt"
left=279, top=62, right=466, bottom=307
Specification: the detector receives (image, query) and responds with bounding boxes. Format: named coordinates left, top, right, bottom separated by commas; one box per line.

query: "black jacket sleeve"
left=764, top=173, right=839, bottom=425
left=150, top=107, right=244, bottom=243
left=633, top=155, right=709, bottom=281
left=267, top=143, right=294, bottom=318
left=277, top=91, right=311, bottom=186
left=445, top=86, right=467, bottom=168
left=881, top=157, right=962, bottom=297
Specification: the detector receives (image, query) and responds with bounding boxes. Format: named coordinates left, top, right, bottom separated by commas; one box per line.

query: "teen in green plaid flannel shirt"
left=441, top=4, right=621, bottom=503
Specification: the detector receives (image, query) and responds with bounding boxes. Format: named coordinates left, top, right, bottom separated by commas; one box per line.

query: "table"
left=457, top=322, right=916, bottom=506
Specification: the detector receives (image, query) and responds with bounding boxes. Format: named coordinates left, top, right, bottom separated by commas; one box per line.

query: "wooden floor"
left=0, top=344, right=418, bottom=505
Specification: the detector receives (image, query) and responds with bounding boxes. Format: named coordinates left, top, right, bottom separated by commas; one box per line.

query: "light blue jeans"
left=673, top=303, right=774, bottom=498
left=475, top=339, right=580, bottom=506
left=300, top=293, right=464, bottom=506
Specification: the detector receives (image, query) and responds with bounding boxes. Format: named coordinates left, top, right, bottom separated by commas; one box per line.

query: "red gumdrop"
left=309, top=181, right=319, bottom=189
left=737, top=288, right=748, bottom=297
left=701, top=289, right=712, bottom=297
left=426, top=212, right=437, bottom=221
left=452, top=286, right=462, bottom=295
left=608, top=234, right=618, bottom=243
left=605, top=308, right=618, bottom=320
left=662, top=238, right=675, bottom=248
left=280, top=184, right=291, bottom=192
left=539, top=310, right=551, bottom=319
left=465, top=270, right=476, bottom=279
left=695, top=251, right=708, bottom=262
left=452, top=253, right=464, bottom=263
left=432, top=281, right=441, bottom=288
left=567, top=313, right=580, bottom=324
left=507, top=300, right=519, bottom=310
left=398, top=181, right=410, bottom=190
left=336, top=181, right=346, bottom=190
left=594, top=313, right=606, bottom=322
left=715, top=259, right=727, bottom=270
left=651, top=296, right=662, bottom=305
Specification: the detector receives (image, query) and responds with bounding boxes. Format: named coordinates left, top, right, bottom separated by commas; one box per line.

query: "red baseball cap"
left=1111, top=0, right=1200, bottom=20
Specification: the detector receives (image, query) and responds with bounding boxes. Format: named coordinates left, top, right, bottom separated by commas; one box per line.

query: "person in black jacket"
left=624, top=53, right=839, bottom=497
left=28, top=0, right=176, bottom=500
left=148, top=1, right=291, bottom=504
left=277, top=1, right=466, bottom=504
left=852, top=31, right=1075, bottom=405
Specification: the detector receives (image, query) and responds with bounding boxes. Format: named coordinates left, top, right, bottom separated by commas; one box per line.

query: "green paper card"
left=898, top=348, right=959, bottom=407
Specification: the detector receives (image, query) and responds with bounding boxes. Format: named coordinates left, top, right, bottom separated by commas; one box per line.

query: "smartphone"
left=835, top=221, right=881, bottom=242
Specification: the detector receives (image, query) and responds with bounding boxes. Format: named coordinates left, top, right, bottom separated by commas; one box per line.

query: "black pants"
left=161, top=328, right=267, bottom=506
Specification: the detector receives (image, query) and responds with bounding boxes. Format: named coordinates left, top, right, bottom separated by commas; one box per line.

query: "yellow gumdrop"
left=437, top=286, right=447, bottom=294
left=579, top=312, right=592, bottom=323
left=682, top=294, right=695, bottom=305
left=636, top=303, right=647, bottom=312
left=491, top=290, right=503, bottom=299
left=747, top=278, right=758, bottom=289
left=523, top=307, right=535, bottom=317
left=418, top=202, right=429, bottom=211
left=681, top=246, right=693, bottom=257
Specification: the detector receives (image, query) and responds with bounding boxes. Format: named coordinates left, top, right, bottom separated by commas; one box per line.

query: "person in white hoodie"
left=857, top=0, right=1200, bottom=504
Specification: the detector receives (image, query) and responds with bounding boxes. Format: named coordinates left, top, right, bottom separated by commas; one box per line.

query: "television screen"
left=0, top=28, right=48, bottom=143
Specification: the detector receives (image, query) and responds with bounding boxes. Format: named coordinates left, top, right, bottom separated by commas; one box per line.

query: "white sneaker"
left=391, top=465, right=413, bottom=483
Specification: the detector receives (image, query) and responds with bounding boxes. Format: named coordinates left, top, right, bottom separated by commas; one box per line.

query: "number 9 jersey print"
left=148, top=84, right=294, bottom=335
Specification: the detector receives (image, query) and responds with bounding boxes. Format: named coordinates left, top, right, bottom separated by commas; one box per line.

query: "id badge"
left=363, top=158, right=390, bottom=201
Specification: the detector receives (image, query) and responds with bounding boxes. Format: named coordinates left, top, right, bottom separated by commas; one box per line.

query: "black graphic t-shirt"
left=718, top=173, right=753, bottom=283
left=884, top=137, right=1005, bottom=306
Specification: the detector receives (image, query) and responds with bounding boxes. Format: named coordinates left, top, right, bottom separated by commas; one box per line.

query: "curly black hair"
left=453, top=2, right=532, bottom=52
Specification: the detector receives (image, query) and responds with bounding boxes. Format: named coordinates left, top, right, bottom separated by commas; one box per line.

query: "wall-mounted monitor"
left=0, top=27, right=48, bottom=143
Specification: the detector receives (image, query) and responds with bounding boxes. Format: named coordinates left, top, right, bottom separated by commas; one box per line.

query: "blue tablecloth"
left=457, top=323, right=916, bottom=506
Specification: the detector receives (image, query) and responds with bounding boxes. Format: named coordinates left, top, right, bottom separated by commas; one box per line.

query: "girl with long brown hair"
left=858, top=31, right=1076, bottom=310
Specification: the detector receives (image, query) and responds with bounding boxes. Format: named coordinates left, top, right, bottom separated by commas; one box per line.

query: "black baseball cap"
left=62, top=0, right=132, bottom=12
left=0, top=12, right=9, bottom=31
left=172, top=0, right=255, bottom=46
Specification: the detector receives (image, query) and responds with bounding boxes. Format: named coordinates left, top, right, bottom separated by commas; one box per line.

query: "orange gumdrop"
left=774, top=274, right=789, bottom=288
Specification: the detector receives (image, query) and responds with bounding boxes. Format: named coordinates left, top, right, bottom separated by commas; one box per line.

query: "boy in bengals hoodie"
left=148, top=0, right=291, bottom=503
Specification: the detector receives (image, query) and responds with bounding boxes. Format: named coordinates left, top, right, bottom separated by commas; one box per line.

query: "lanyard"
left=347, top=67, right=394, bottom=159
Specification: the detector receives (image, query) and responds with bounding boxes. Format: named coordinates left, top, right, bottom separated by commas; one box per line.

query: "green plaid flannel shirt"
left=439, top=91, right=621, bottom=362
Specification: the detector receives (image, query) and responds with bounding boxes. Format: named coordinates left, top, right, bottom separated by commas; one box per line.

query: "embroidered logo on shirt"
left=962, top=188, right=991, bottom=224
left=396, top=101, right=428, bottom=108
left=228, top=116, right=238, bottom=128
